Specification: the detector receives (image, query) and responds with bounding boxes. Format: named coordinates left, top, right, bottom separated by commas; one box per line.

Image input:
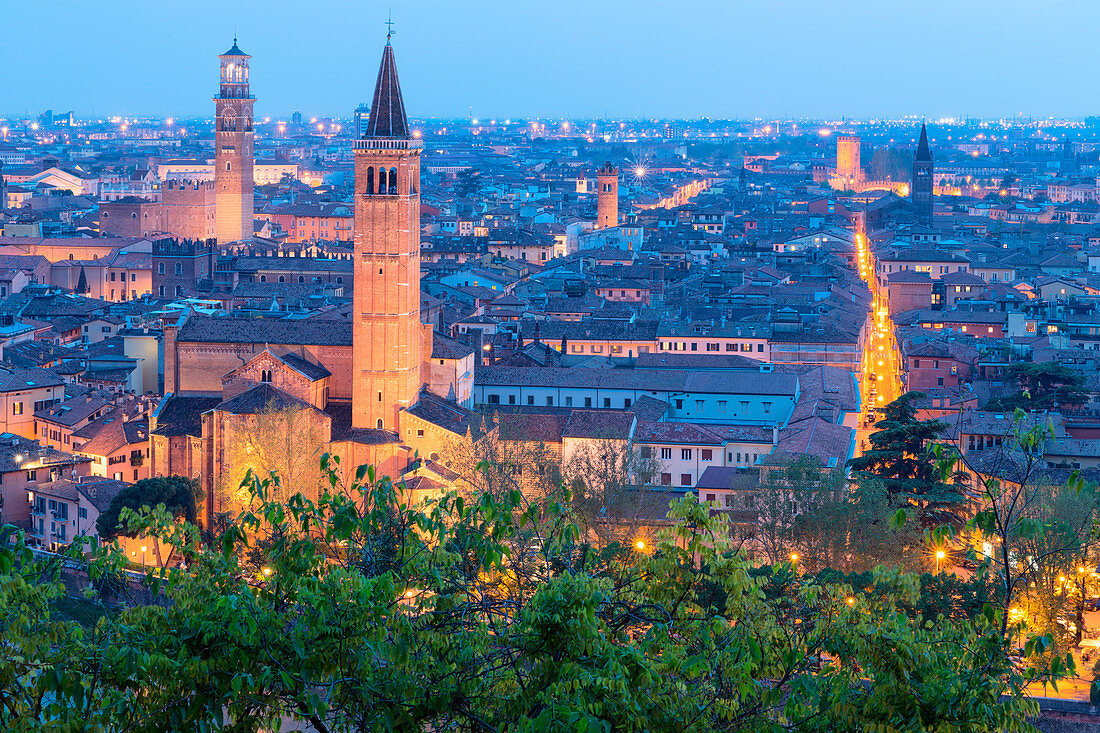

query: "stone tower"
left=596, top=162, right=618, bottom=229
left=911, top=123, right=933, bottom=227
left=213, top=39, right=255, bottom=244
left=352, top=34, right=422, bottom=431
left=836, top=135, right=861, bottom=184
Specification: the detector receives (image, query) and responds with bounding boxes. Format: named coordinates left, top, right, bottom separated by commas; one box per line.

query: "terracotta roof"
left=561, top=410, right=635, bottom=440
left=177, top=314, right=352, bottom=346
left=214, top=383, right=320, bottom=416
left=151, top=394, right=221, bottom=437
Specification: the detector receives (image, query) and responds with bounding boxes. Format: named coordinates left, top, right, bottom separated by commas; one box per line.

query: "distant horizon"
left=6, top=0, right=1100, bottom=120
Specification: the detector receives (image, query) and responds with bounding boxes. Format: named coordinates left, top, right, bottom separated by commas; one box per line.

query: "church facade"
left=150, top=37, right=476, bottom=527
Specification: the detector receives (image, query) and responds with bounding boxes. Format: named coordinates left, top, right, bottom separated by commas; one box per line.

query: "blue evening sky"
left=3, top=0, right=1096, bottom=120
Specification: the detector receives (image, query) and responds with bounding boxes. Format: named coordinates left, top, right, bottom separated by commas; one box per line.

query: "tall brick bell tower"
left=352, top=32, right=423, bottom=431
left=214, top=39, right=255, bottom=245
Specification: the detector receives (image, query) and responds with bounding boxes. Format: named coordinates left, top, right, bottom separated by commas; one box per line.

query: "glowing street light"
left=635, top=540, right=645, bottom=551
left=935, top=549, right=946, bottom=573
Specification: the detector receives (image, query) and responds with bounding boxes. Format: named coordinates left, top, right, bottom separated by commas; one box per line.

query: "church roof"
left=915, top=123, right=932, bottom=162
left=214, top=383, right=317, bottom=416
left=364, top=40, right=410, bottom=139
left=177, top=314, right=352, bottom=346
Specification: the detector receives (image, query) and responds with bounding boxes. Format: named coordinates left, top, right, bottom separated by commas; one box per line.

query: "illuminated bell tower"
left=214, top=39, right=255, bottom=244
left=352, top=32, right=422, bottom=431
left=596, top=162, right=619, bottom=229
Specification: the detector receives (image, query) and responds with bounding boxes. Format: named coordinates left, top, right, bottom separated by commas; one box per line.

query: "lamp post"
left=141, top=544, right=147, bottom=569
left=935, top=549, right=946, bottom=574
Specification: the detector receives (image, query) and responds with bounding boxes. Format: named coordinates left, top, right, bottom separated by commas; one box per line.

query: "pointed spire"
left=915, top=123, right=932, bottom=162
left=364, top=37, right=409, bottom=139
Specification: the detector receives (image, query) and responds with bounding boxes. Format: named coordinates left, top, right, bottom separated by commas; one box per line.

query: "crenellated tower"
left=213, top=39, right=255, bottom=244
left=596, top=162, right=619, bottom=229
left=352, top=34, right=422, bottom=431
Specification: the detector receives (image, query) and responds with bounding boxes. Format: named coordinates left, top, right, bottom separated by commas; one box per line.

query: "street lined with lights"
left=853, top=229, right=902, bottom=454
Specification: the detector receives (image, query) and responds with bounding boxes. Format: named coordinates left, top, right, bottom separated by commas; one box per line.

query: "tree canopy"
left=985, top=362, right=1088, bottom=412
left=848, top=391, right=969, bottom=526
left=0, top=456, right=1064, bottom=732
left=95, top=474, right=203, bottom=540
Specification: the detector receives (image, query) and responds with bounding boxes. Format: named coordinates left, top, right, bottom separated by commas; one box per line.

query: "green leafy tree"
left=96, top=475, right=202, bottom=562
left=848, top=391, right=969, bottom=527
left=985, top=362, right=1088, bottom=412
left=963, top=412, right=1100, bottom=647
left=0, top=457, right=1073, bottom=732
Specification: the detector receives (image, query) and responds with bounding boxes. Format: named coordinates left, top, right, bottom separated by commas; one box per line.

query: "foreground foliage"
left=0, top=458, right=1059, bottom=732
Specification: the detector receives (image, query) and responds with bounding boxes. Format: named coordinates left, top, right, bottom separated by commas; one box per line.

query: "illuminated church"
left=150, top=35, right=477, bottom=526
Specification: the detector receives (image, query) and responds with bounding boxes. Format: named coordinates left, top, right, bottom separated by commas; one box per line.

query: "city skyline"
left=6, top=0, right=1100, bottom=120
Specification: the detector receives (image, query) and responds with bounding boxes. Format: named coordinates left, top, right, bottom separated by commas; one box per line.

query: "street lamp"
left=635, top=540, right=645, bottom=551
left=789, top=552, right=799, bottom=563
left=935, top=549, right=946, bottom=574
left=141, top=545, right=147, bottom=568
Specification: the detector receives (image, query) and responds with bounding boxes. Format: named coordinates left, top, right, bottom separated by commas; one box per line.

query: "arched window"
left=226, top=161, right=232, bottom=172
left=174, top=285, right=182, bottom=296
left=278, top=276, right=285, bottom=283
left=259, top=275, right=266, bottom=283
left=297, top=276, right=304, bottom=284
left=366, top=166, right=374, bottom=194
left=378, top=168, right=386, bottom=193
left=388, top=169, right=397, bottom=195
left=376, top=419, right=384, bottom=429
left=158, top=286, right=165, bottom=297
left=68, top=253, right=74, bottom=260
left=131, top=212, right=137, bottom=219
left=174, top=263, right=183, bottom=276
left=260, top=369, right=272, bottom=383
left=336, top=277, right=343, bottom=284
left=158, top=262, right=165, bottom=274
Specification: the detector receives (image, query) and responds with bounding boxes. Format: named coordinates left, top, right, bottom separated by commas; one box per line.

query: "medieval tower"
left=596, top=162, right=619, bottom=229
left=213, top=39, right=255, bottom=244
left=911, top=123, right=933, bottom=227
left=836, top=135, right=862, bottom=184
left=352, top=34, right=423, bottom=431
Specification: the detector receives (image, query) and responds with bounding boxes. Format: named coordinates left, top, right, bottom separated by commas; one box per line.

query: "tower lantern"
left=213, top=38, right=255, bottom=244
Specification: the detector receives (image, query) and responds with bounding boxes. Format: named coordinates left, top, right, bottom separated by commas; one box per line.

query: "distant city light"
left=471, top=118, right=479, bottom=125
left=818, top=128, right=831, bottom=136
left=634, top=166, right=646, bottom=178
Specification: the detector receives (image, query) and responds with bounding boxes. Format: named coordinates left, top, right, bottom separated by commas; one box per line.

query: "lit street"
left=853, top=229, right=902, bottom=456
